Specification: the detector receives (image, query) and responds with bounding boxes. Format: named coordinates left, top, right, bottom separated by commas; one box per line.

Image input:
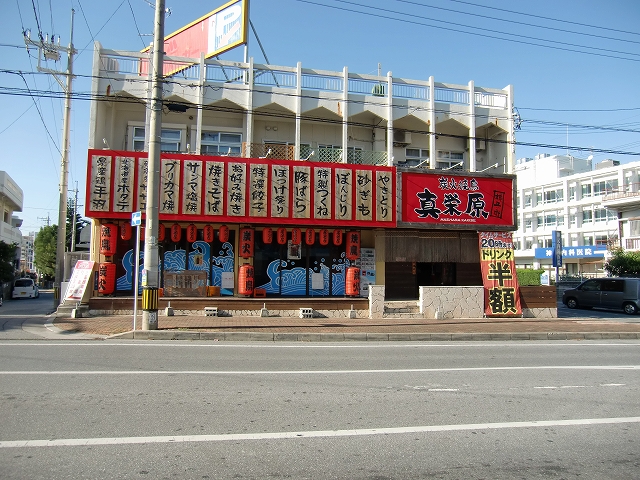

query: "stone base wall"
left=89, top=308, right=369, bottom=318
left=522, top=307, right=557, bottom=318
left=419, top=286, right=484, bottom=319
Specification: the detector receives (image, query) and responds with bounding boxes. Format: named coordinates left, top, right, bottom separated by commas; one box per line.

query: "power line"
left=293, top=0, right=640, bottom=62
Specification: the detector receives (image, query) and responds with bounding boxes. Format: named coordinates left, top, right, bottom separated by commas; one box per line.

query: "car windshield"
left=14, top=279, right=33, bottom=287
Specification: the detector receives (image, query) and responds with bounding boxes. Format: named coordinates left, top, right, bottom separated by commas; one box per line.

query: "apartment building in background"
left=514, top=154, right=640, bottom=277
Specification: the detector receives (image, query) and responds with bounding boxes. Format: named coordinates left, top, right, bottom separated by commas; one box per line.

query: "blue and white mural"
left=256, top=252, right=351, bottom=296
left=116, top=241, right=235, bottom=295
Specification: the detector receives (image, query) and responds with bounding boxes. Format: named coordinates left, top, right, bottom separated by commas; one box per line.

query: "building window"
left=201, top=131, right=242, bottom=155
left=595, top=235, right=608, bottom=246
left=584, top=235, right=594, bottom=246
left=525, top=238, right=533, bottom=249
left=536, top=216, right=543, bottom=228
left=594, top=208, right=609, bottom=222
left=535, top=191, right=542, bottom=205
left=581, top=184, right=592, bottom=198
left=582, top=210, right=593, bottom=223
left=524, top=193, right=532, bottom=207
left=569, top=185, right=576, bottom=201
left=524, top=218, right=532, bottom=230
left=557, top=213, right=564, bottom=226
left=570, top=214, right=577, bottom=226
left=405, top=148, right=429, bottom=167
left=132, top=126, right=182, bottom=152
left=593, top=179, right=618, bottom=196
left=436, top=151, right=464, bottom=169
left=544, top=214, right=556, bottom=227
left=543, top=189, right=563, bottom=204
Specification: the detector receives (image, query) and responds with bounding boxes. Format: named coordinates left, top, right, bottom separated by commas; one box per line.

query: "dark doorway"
left=416, top=262, right=456, bottom=287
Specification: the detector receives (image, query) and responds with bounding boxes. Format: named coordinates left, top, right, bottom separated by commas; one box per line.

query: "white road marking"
left=1, top=416, right=639, bottom=449
left=0, top=365, right=639, bottom=375
left=535, top=383, right=626, bottom=390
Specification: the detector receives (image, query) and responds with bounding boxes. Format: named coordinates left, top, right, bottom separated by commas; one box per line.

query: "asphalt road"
left=0, top=292, right=59, bottom=340
left=1, top=340, right=639, bottom=479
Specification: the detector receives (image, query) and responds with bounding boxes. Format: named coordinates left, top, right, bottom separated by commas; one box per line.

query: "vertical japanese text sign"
left=552, top=230, right=563, bottom=268
left=478, top=232, right=522, bottom=317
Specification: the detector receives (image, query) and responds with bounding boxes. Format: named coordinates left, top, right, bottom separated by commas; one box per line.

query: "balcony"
left=625, top=237, right=640, bottom=251
left=241, top=144, right=388, bottom=165
left=601, top=188, right=640, bottom=210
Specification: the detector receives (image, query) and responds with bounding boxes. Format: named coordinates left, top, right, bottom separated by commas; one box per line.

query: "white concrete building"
left=514, top=154, right=640, bottom=277
left=0, top=171, right=23, bottom=247
left=20, top=232, right=35, bottom=273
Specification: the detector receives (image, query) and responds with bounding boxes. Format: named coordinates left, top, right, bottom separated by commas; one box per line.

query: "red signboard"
left=478, top=231, right=522, bottom=317
left=401, top=171, right=515, bottom=228
left=86, top=150, right=396, bottom=228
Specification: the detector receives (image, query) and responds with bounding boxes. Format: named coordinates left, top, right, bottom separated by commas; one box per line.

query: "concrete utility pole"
left=25, top=10, right=76, bottom=309
left=141, top=0, right=166, bottom=330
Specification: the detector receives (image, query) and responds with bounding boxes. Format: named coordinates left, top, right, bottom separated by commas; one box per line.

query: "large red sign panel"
left=401, top=171, right=515, bottom=228
left=85, top=150, right=396, bottom=228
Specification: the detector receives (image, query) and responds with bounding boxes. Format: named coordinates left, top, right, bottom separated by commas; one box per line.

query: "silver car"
left=562, top=277, right=640, bottom=315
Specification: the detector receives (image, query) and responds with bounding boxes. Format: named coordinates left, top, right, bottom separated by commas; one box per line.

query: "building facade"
left=85, top=43, right=516, bottom=302
left=514, top=154, right=640, bottom=277
left=20, top=232, right=35, bottom=274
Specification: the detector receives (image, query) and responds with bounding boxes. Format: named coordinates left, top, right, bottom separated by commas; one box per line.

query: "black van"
left=562, top=277, right=640, bottom=315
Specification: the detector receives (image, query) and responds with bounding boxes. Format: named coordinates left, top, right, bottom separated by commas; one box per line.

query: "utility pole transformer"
left=24, top=10, right=76, bottom=309
left=141, top=0, right=166, bottom=330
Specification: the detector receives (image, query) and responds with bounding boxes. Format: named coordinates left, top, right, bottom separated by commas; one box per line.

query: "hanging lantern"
left=239, top=228, right=255, bottom=258
left=100, top=223, right=117, bottom=256
left=140, top=226, right=145, bottom=241
left=262, top=227, right=273, bottom=244
left=345, top=267, right=361, bottom=297
left=345, top=231, right=361, bottom=260
left=277, top=227, right=287, bottom=245
left=238, top=264, right=255, bottom=296
left=98, top=262, right=117, bottom=295
left=120, top=222, right=132, bottom=241
left=171, top=223, right=182, bottom=242
left=319, top=229, right=330, bottom=246
left=203, top=225, right=215, bottom=243
left=186, top=224, right=198, bottom=243
left=158, top=223, right=166, bottom=242
left=333, top=229, right=343, bottom=246
left=219, top=225, right=229, bottom=243
left=291, top=228, right=301, bottom=245
left=305, top=228, right=315, bottom=245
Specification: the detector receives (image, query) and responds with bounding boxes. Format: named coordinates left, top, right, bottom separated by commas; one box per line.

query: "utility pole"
left=69, top=181, right=81, bottom=252
left=141, top=0, right=165, bottom=330
left=37, top=214, right=51, bottom=226
left=25, top=9, right=76, bottom=309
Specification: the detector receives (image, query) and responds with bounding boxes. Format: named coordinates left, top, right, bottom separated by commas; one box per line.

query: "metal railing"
left=241, top=144, right=388, bottom=164
left=98, top=50, right=508, bottom=108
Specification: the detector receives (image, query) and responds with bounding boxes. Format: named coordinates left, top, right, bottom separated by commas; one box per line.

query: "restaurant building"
left=85, top=41, right=516, bottom=303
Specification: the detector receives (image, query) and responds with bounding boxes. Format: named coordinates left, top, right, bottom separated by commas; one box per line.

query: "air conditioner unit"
left=467, top=139, right=486, bottom=151
left=393, top=131, right=411, bottom=145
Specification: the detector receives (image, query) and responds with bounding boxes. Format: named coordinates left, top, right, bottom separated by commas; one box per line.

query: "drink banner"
left=478, top=232, right=522, bottom=317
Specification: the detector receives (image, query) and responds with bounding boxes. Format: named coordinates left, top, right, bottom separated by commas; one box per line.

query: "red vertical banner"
left=479, top=232, right=521, bottom=317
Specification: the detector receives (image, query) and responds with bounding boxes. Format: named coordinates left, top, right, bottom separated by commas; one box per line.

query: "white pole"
left=133, top=225, right=140, bottom=331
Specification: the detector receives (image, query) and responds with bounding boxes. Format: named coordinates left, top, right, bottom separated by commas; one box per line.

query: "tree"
left=604, top=248, right=640, bottom=277
left=34, top=225, right=57, bottom=281
left=0, top=241, right=17, bottom=283
left=66, top=196, right=89, bottom=251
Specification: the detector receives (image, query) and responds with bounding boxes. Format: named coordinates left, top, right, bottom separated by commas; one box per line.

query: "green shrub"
left=516, top=268, right=545, bottom=286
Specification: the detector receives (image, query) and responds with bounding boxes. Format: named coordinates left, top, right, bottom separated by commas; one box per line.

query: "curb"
left=106, top=331, right=640, bottom=342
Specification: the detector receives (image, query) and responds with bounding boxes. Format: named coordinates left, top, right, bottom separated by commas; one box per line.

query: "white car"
left=12, top=278, right=39, bottom=299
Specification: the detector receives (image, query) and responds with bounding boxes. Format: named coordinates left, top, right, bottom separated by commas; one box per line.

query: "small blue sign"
left=552, top=230, right=562, bottom=267
left=534, top=246, right=606, bottom=259
left=131, top=211, right=142, bottom=226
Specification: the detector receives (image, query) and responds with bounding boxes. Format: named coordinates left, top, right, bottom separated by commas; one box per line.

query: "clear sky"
left=1, top=0, right=639, bottom=235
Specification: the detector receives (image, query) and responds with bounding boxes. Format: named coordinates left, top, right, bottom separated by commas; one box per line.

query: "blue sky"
left=1, top=0, right=639, bottom=234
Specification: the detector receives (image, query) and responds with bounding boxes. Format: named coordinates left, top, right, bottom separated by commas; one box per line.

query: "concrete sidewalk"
left=50, top=313, right=640, bottom=341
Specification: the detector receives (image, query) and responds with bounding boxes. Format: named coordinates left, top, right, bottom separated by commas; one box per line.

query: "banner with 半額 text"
left=478, top=231, right=521, bottom=317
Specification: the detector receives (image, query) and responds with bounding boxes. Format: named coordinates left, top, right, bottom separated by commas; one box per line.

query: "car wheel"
left=623, top=302, right=638, bottom=315
left=566, top=297, right=578, bottom=309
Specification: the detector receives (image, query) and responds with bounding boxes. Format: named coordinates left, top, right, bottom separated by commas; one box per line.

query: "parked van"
left=562, top=277, right=640, bottom=315
left=12, top=278, right=39, bottom=299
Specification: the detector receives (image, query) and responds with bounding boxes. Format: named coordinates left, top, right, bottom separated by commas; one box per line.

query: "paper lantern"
left=239, top=228, right=255, bottom=258
left=262, top=227, right=273, bottom=244
left=158, top=223, right=166, bottom=242
left=291, top=228, right=301, bottom=245
left=219, top=225, right=229, bottom=243
left=203, top=225, right=215, bottom=243
left=277, top=227, right=287, bottom=245
left=333, top=229, right=343, bottom=246
left=345, top=267, right=360, bottom=296
left=238, top=264, right=254, bottom=296
left=319, top=229, right=330, bottom=246
left=305, top=228, right=315, bottom=245
left=186, top=224, right=198, bottom=243
left=98, top=262, right=116, bottom=295
left=171, top=223, right=182, bottom=242
left=346, top=231, right=361, bottom=260
left=120, top=222, right=132, bottom=241
left=100, top=223, right=117, bottom=256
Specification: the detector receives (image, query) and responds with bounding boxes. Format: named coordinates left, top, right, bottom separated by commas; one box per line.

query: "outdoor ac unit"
left=467, top=139, right=486, bottom=151
left=393, top=131, right=411, bottom=145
